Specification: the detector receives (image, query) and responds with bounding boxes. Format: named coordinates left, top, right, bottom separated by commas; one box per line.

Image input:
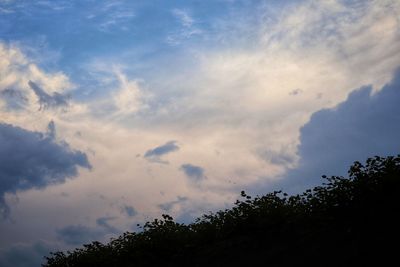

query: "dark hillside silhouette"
left=43, top=155, right=400, bottom=267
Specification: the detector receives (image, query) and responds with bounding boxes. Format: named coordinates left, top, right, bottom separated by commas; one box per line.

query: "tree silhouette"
left=43, top=155, right=400, bottom=267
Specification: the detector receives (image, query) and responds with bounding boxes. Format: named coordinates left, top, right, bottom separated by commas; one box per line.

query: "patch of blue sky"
left=0, top=1, right=227, bottom=99
left=1, top=0, right=297, bottom=108
left=0, top=0, right=286, bottom=69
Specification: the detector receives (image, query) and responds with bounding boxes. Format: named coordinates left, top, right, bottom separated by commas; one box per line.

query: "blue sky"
left=1, top=0, right=400, bottom=266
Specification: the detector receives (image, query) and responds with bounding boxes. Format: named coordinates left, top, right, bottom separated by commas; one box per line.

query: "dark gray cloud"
left=57, top=217, right=119, bottom=245
left=96, top=216, right=118, bottom=233
left=144, top=140, right=179, bottom=163
left=158, top=196, right=188, bottom=212
left=47, top=120, right=56, bottom=139
left=273, top=69, right=400, bottom=193
left=0, top=122, right=91, bottom=218
left=122, top=205, right=137, bottom=217
left=180, top=164, right=205, bottom=182
left=56, top=225, right=104, bottom=245
left=28, top=81, right=69, bottom=110
left=0, top=241, right=53, bottom=267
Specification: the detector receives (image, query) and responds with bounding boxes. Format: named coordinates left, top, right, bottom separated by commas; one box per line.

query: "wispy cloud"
left=172, top=8, right=194, bottom=28
left=167, top=8, right=202, bottom=45
left=112, top=70, right=143, bottom=116
left=87, top=1, right=135, bottom=32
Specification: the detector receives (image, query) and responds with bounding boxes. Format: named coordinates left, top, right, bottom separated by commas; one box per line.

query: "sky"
left=0, top=0, right=400, bottom=265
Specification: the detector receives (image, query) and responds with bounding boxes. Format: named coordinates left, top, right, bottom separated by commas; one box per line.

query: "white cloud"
left=71, top=0, right=400, bottom=205
left=112, top=69, right=143, bottom=116
left=0, top=42, right=73, bottom=115
left=165, top=0, right=400, bottom=164
left=119, top=0, right=400, bottom=199
left=74, top=63, right=147, bottom=119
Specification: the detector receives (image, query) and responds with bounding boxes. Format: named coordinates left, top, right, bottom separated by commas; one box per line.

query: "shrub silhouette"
left=43, top=155, right=400, bottom=267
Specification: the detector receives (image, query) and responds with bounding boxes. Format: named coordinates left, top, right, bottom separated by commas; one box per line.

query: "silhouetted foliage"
left=43, top=155, right=400, bottom=266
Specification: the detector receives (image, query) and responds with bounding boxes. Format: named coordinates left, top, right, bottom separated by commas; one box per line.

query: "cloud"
left=0, top=241, right=54, bottom=267
left=167, top=8, right=202, bottom=45
left=0, top=88, right=28, bottom=110
left=158, top=196, right=188, bottom=212
left=289, top=88, right=302, bottom=96
left=96, top=216, right=118, bottom=233
left=0, top=6, right=13, bottom=14
left=112, top=70, right=142, bottom=116
left=276, top=68, right=400, bottom=193
left=1, top=2, right=399, bottom=261
left=122, top=205, right=137, bottom=217
left=0, top=42, right=73, bottom=112
left=57, top=216, right=119, bottom=246
left=180, top=164, right=205, bottom=183
left=0, top=122, right=91, bottom=218
left=56, top=225, right=104, bottom=245
left=172, top=9, right=194, bottom=28
left=259, top=149, right=296, bottom=167
left=80, top=65, right=146, bottom=119
left=47, top=120, right=56, bottom=139
left=89, top=1, right=135, bottom=32
left=144, top=140, right=179, bottom=163
left=28, top=80, right=69, bottom=110
left=134, top=0, right=400, bottom=193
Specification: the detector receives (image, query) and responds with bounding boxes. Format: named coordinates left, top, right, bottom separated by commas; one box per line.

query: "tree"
left=43, top=155, right=400, bottom=267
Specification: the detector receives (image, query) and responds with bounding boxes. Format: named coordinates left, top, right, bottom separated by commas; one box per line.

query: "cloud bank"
left=271, top=69, right=400, bottom=193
